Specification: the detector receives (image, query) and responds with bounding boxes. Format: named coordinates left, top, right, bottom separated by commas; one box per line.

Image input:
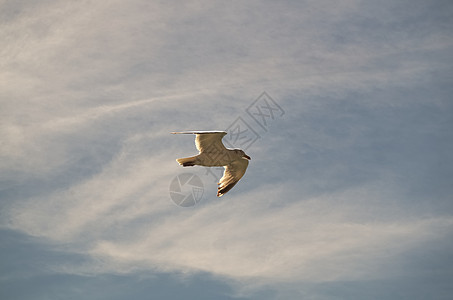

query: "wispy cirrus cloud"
left=1, top=0, right=453, bottom=299
left=6, top=170, right=452, bottom=288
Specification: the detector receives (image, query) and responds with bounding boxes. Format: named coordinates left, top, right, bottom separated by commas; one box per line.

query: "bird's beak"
left=243, top=154, right=251, bottom=160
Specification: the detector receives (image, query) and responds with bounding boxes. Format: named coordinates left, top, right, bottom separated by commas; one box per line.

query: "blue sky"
left=1, top=0, right=453, bottom=299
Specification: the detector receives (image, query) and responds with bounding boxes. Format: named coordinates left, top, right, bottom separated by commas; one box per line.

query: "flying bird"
left=172, top=131, right=251, bottom=197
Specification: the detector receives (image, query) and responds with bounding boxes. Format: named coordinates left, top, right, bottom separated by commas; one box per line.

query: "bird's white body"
left=190, top=149, right=246, bottom=167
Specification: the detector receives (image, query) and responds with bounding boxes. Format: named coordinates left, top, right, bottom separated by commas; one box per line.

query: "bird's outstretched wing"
left=217, top=158, right=249, bottom=197
left=171, top=131, right=227, bottom=153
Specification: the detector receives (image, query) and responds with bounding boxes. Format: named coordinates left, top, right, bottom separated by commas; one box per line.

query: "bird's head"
left=233, top=149, right=251, bottom=160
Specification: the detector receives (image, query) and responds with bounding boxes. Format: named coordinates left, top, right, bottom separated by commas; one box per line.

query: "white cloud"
left=5, top=164, right=452, bottom=287
left=91, top=191, right=447, bottom=284
left=1, top=0, right=452, bottom=298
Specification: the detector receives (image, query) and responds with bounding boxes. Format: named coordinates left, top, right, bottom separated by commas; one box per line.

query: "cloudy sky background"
left=1, top=0, right=453, bottom=299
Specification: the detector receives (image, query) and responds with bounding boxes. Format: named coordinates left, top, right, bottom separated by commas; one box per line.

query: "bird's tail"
left=176, top=156, right=198, bottom=167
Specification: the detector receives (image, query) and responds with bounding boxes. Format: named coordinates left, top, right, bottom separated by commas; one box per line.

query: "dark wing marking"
left=217, top=158, right=249, bottom=197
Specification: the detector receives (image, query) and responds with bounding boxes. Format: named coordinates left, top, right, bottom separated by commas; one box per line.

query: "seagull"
left=172, top=131, right=251, bottom=197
